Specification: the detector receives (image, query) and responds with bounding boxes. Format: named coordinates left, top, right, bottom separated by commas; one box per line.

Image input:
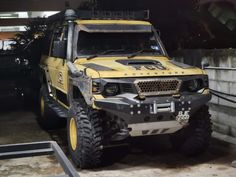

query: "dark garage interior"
left=0, top=0, right=236, bottom=177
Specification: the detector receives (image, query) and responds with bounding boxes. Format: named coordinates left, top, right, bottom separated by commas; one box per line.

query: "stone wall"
left=171, top=49, right=236, bottom=144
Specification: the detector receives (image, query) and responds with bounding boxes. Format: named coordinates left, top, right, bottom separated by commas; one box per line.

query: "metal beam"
left=0, top=141, right=80, bottom=177
left=0, top=0, right=86, bottom=12
left=199, top=0, right=236, bottom=8
left=0, top=18, right=40, bottom=26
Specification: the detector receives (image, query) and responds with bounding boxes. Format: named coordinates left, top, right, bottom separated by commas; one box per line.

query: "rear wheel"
left=67, top=103, right=103, bottom=168
left=37, top=84, right=65, bottom=130
left=170, top=105, right=212, bottom=156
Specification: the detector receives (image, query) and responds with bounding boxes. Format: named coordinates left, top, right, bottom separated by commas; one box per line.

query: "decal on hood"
left=83, top=63, right=115, bottom=71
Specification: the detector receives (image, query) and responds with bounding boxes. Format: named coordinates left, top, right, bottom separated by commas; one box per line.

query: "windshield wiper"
left=87, top=54, right=98, bottom=60
left=128, top=48, right=158, bottom=58
left=86, top=49, right=126, bottom=60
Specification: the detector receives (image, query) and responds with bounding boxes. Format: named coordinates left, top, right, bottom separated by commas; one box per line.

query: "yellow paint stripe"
left=76, top=20, right=151, bottom=25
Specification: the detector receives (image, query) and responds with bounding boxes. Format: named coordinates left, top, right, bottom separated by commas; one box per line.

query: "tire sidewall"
left=67, top=105, right=103, bottom=168
left=170, top=105, right=212, bottom=156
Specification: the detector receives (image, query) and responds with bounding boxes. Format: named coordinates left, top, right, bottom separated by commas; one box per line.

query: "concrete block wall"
left=171, top=49, right=236, bottom=144
left=207, top=69, right=236, bottom=109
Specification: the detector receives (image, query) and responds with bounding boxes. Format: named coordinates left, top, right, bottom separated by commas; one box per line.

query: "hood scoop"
left=116, top=59, right=166, bottom=70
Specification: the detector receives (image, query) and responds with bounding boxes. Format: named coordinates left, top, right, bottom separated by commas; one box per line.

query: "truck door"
left=48, top=26, right=69, bottom=107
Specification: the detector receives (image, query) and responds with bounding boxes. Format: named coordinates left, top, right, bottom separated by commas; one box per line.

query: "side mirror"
left=52, top=41, right=67, bottom=59
left=201, top=58, right=210, bottom=69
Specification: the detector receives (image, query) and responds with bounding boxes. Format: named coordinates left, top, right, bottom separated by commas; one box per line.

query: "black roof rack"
left=47, top=9, right=150, bottom=23
left=76, top=10, right=150, bottom=20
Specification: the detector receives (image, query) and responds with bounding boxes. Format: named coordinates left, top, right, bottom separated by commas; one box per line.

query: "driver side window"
left=50, top=26, right=68, bottom=59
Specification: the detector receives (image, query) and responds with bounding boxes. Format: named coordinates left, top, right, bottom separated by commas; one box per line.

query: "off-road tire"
left=170, top=105, right=212, bottom=156
left=67, top=103, right=103, bottom=169
left=37, top=84, right=65, bottom=130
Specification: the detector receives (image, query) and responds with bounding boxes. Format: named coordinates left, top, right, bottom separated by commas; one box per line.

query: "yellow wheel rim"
left=40, top=96, right=45, bottom=117
left=69, top=118, right=77, bottom=151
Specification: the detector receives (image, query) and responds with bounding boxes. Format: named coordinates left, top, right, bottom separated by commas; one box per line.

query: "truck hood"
left=74, top=56, right=204, bottom=78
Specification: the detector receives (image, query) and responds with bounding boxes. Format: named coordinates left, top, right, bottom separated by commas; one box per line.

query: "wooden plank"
left=0, top=32, right=17, bottom=39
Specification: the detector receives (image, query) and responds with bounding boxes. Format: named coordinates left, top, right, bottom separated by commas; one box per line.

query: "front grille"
left=134, top=78, right=181, bottom=96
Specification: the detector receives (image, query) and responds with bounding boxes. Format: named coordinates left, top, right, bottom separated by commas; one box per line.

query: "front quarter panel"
left=74, top=60, right=100, bottom=78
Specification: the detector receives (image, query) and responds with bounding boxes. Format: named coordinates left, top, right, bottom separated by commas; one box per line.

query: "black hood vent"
left=116, top=59, right=166, bottom=70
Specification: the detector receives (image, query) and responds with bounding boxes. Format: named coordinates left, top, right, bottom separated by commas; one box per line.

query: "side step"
left=44, top=94, right=69, bottom=118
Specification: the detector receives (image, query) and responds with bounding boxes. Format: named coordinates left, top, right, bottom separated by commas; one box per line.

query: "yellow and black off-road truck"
left=39, top=9, right=212, bottom=168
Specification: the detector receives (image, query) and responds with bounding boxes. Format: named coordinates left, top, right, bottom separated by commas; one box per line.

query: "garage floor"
left=0, top=102, right=236, bottom=177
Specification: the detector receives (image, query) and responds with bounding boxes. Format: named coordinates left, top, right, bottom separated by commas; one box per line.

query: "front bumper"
left=95, top=93, right=211, bottom=136
left=95, top=94, right=211, bottom=136
left=95, top=93, right=211, bottom=123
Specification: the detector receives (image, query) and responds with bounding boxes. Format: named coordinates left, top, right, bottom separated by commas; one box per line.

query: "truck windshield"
left=77, top=31, right=163, bottom=57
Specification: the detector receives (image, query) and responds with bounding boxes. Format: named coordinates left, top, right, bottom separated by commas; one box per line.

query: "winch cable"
left=210, top=89, right=236, bottom=104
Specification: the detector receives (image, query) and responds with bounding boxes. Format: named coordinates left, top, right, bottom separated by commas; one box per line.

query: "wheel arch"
left=68, top=76, right=93, bottom=106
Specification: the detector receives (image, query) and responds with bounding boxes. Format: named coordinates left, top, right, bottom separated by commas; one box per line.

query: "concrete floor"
left=0, top=102, right=236, bottom=177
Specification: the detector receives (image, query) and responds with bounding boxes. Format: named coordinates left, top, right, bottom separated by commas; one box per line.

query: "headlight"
left=104, top=83, right=119, bottom=96
left=188, top=79, right=202, bottom=92
left=92, top=81, right=101, bottom=93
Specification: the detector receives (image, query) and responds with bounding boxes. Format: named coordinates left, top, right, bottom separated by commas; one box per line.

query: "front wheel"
left=67, top=103, right=103, bottom=169
left=170, top=105, right=212, bottom=156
